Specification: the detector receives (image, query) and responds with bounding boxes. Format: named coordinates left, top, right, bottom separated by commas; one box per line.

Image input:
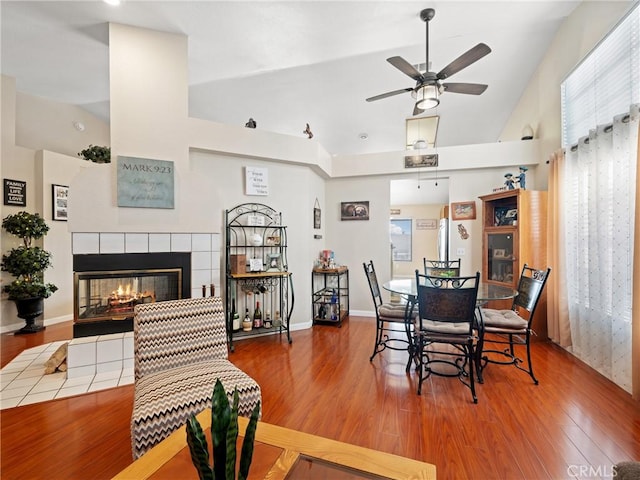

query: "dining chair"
left=363, top=260, right=416, bottom=366
left=478, top=264, right=551, bottom=384
left=413, top=270, right=481, bottom=403
left=423, top=258, right=461, bottom=277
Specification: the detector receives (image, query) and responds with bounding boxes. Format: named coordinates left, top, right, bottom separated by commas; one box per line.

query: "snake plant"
left=186, top=379, right=260, bottom=480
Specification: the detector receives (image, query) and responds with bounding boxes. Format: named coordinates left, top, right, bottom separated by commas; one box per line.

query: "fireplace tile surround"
left=71, top=232, right=221, bottom=301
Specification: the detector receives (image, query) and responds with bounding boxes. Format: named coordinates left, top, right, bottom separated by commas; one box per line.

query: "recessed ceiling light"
left=358, top=133, right=368, bottom=140
left=103, top=0, right=121, bottom=6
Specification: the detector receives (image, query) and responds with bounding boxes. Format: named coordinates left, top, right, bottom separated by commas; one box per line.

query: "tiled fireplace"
left=71, top=232, right=221, bottom=337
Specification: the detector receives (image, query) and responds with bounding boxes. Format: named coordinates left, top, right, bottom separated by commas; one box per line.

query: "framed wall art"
left=314, top=198, right=321, bottom=229
left=451, top=201, right=476, bottom=220
left=117, top=156, right=175, bottom=209
left=416, top=218, right=437, bottom=230
left=340, top=201, right=369, bottom=221
left=52, top=184, right=69, bottom=221
left=4, top=179, right=26, bottom=206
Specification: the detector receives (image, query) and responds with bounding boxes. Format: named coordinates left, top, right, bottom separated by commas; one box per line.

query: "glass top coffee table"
left=113, top=411, right=436, bottom=480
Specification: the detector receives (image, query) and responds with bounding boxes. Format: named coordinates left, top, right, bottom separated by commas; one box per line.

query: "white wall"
left=498, top=1, right=632, bottom=179
left=16, top=92, right=110, bottom=159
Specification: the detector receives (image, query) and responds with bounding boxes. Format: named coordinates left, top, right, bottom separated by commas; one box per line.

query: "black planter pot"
left=14, top=297, right=45, bottom=334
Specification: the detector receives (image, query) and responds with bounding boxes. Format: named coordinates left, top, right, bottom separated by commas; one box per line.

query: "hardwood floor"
left=2, top=317, right=639, bottom=479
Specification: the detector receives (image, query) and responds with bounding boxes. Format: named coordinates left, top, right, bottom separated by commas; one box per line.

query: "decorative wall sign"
left=314, top=198, right=321, bottom=229
left=52, top=184, right=69, bottom=221
left=416, top=219, right=437, bottom=230
left=4, top=179, right=26, bottom=206
left=404, top=154, right=439, bottom=168
left=245, top=166, right=269, bottom=196
left=117, top=156, right=175, bottom=209
left=390, top=208, right=401, bottom=215
left=341, top=201, right=369, bottom=221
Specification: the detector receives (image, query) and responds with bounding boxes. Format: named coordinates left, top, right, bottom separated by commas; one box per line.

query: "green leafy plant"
left=186, top=379, right=260, bottom=480
left=78, top=144, right=111, bottom=164
left=1, top=211, right=58, bottom=300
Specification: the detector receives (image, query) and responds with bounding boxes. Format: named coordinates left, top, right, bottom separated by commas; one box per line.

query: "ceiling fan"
left=366, top=8, right=491, bottom=116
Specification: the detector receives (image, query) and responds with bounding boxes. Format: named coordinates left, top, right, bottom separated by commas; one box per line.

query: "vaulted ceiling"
left=2, top=1, right=580, bottom=157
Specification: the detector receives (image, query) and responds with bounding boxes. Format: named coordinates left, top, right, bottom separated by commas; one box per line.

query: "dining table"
left=382, top=277, right=518, bottom=305
left=382, top=277, right=518, bottom=383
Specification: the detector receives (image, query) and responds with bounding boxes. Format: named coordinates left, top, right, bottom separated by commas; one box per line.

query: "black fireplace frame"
left=72, top=252, right=191, bottom=337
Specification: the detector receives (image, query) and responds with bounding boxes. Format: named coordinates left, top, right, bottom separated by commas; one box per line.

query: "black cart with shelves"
left=311, top=266, right=349, bottom=327
left=225, top=203, right=294, bottom=351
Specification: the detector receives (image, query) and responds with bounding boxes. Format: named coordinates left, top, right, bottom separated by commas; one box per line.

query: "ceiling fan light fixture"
left=413, top=139, right=428, bottom=150
left=415, top=85, right=439, bottom=110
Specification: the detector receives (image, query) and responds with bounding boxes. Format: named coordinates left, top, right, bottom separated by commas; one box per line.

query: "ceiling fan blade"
left=366, top=87, right=413, bottom=102
left=442, top=83, right=488, bottom=95
left=412, top=103, right=424, bottom=116
left=436, top=43, right=491, bottom=80
left=387, top=56, right=424, bottom=82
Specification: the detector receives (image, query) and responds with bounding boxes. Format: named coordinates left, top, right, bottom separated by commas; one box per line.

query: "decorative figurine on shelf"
left=504, top=172, right=515, bottom=190
left=245, top=118, right=257, bottom=128
left=516, top=166, right=528, bottom=190
left=303, top=123, right=314, bottom=139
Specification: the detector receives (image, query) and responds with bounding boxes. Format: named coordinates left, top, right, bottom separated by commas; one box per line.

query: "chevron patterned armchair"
left=130, top=297, right=261, bottom=459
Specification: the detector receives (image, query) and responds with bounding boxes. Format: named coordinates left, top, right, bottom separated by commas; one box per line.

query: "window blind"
left=561, top=3, right=639, bottom=147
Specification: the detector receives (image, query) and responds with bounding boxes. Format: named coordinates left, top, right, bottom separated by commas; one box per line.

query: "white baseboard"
left=1, top=314, right=73, bottom=334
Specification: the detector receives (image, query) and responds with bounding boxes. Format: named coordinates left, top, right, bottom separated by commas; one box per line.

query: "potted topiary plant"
left=1, top=211, right=58, bottom=334
left=78, top=144, right=111, bottom=163
left=186, top=379, right=260, bottom=480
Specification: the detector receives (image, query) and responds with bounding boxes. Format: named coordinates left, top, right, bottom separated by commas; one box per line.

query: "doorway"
left=389, top=178, right=449, bottom=279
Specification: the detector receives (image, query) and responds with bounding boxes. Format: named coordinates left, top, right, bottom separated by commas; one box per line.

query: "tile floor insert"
left=0, top=340, right=133, bottom=410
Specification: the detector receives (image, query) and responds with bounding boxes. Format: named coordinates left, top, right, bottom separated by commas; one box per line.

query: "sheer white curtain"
left=562, top=104, right=639, bottom=392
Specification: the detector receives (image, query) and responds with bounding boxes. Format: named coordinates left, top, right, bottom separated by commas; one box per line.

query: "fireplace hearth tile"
left=125, top=233, right=149, bottom=253
left=97, top=339, right=123, bottom=364
left=171, top=233, right=191, bottom=251
left=192, top=233, right=212, bottom=251
left=67, top=365, right=95, bottom=379
left=67, top=342, right=96, bottom=368
left=192, top=251, right=212, bottom=270
left=100, top=233, right=125, bottom=253
left=73, top=233, right=100, bottom=254
left=149, top=233, right=171, bottom=252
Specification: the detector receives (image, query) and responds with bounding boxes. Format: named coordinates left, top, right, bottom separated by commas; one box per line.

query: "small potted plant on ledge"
left=1, top=211, right=58, bottom=334
left=78, top=144, right=111, bottom=163
left=186, top=379, right=260, bottom=480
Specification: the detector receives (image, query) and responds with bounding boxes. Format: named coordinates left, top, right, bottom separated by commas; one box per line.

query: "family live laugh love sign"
left=117, top=156, right=175, bottom=209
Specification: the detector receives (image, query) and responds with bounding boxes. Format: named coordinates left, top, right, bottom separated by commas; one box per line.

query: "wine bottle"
left=330, top=289, right=338, bottom=321
left=231, top=299, right=240, bottom=331
left=253, top=301, right=263, bottom=328
left=242, top=308, right=252, bottom=331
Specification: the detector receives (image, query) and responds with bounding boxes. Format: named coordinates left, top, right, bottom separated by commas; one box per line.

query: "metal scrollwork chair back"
left=363, top=260, right=415, bottom=366
left=423, top=258, right=461, bottom=278
left=478, top=264, right=551, bottom=384
left=414, top=271, right=481, bottom=403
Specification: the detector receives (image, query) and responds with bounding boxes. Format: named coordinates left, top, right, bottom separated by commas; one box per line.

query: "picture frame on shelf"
left=493, top=248, right=506, bottom=258
left=265, top=235, right=281, bottom=246
left=451, top=201, right=476, bottom=220
left=249, top=257, right=263, bottom=272
left=52, top=184, right=69, bottom=221
left=266, top=253, right=282, bottom=272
